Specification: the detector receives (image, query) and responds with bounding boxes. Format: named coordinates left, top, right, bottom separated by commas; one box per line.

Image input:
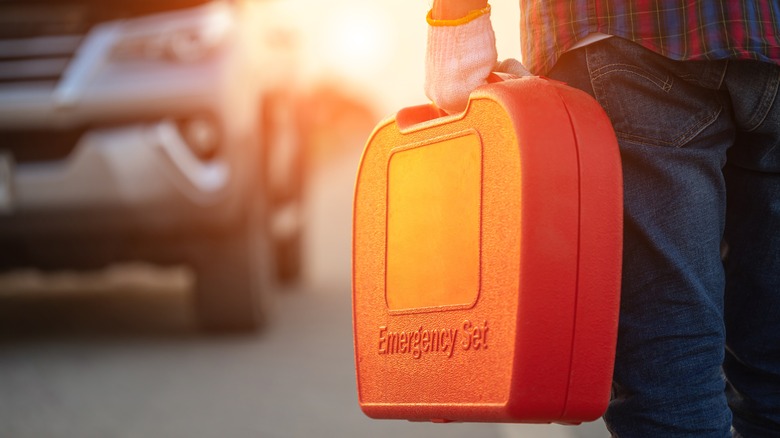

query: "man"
left=425, top=1, right=780, bottom=436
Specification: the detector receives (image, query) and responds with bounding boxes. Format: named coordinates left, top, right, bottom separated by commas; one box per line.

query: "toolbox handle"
left=396, top=72, right=516, bottom=131
left=395, top=73, right=563, bottom=131
left=395, top=104, right=448, bottom=131
left=396, top=72, right=528, bottom=130
left=487, top=72, right=519, bottom=83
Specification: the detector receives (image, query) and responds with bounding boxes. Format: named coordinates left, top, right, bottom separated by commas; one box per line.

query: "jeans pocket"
left=586, top=41, right=723, bottom=148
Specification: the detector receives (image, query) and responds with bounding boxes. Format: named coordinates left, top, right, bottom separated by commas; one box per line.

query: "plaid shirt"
left=521, top=0, right=780, bottom=74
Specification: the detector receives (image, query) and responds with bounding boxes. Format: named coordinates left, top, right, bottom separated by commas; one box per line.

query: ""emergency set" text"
left=377, top=320, right=489, bottom=359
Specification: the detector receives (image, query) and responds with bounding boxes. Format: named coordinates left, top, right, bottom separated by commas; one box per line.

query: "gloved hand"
left=495, top=58, right=532, bottom=78
left=425, top=10, right=496, bottom=114
left=425, top=7, right=530, bottom=114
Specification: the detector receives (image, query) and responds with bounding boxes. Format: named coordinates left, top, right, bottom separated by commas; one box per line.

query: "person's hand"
left=424, top=9, right=497, bottom=114
left=424, top=6, right=531, bottom=113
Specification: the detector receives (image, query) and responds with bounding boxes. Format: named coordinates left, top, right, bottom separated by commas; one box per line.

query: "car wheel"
left=273, top=227, right=302, bottom=284
left=262, top=93, right=305, bottom=285
left=191, top=206, right=274, bottom=332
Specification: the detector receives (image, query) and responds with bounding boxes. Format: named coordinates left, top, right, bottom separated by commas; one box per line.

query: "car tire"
left=191, top=202, right=274, bottom=333
left=262, top=93, right=305, bottom=285
left=273, top=231, right=301, bottom=284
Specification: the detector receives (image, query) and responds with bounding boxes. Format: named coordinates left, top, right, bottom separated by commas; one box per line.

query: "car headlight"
left=109, top=4, right=233, bottom=63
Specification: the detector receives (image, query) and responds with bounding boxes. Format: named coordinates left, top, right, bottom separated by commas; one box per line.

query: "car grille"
left=0, top=3, right=91, bottom=85
left=0, top=129, right=86, bottom=163
left=0, top=36, right=84, bottom=85
left=0, top=0, right=215, bottom=85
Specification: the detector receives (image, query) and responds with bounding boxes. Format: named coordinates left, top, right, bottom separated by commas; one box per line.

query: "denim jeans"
left=548, top=37, right=780, bottom=437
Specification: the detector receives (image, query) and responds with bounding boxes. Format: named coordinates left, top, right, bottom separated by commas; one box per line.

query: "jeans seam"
left=715, top=60, right=729, bottom=89
left=743, top=68, right=780, bottom=132
left=615, top=106, right=722, bottom=147
left=585, top=43, right=719, bottom=148
left=586, top=44, right=611, bottom=121
left=591, top=63, right=673, bottom=91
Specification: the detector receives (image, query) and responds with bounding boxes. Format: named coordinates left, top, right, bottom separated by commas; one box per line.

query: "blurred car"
left=0, top=0, right=305, bottom=331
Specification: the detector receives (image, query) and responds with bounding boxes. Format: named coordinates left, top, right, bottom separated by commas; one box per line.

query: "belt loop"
left=715, top=60, right=728, bottom=90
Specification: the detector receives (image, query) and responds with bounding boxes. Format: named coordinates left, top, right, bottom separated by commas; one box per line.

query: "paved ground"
left=0, top=150, right=609, bottom=438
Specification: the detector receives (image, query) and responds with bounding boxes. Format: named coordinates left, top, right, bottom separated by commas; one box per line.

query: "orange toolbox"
left=352, top=75, right=623, bottom=423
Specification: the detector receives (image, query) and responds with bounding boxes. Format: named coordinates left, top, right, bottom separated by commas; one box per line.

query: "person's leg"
left=722, top=60, right=780, bottom=438
left=548, top=38, right=734, bottom=437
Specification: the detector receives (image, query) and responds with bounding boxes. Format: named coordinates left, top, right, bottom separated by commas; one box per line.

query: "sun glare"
left=285, top=0, right=518, bottom=112
left=318, top=5, right=393, bottom=80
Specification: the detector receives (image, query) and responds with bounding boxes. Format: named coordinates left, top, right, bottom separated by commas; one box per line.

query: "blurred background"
left=0, top=0, right=608, bottom=436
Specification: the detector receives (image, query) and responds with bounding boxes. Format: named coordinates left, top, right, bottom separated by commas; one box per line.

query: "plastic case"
left=352, top=76, right=622, bottom=423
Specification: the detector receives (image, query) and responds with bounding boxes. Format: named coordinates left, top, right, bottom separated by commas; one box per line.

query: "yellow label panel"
left=386, top=133, right=482, bottom=311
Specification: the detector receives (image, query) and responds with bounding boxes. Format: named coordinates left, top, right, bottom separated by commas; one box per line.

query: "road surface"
left=0, top=149, right=609, bottom=438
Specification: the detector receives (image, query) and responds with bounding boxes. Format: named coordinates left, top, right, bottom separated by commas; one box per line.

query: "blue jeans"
left=548, top=37, right=780, bottom=437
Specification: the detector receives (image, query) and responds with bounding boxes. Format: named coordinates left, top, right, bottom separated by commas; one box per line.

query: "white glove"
left=425, top=12, right=497, bottom=114
left=495, top=58, right=532, bottom=78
